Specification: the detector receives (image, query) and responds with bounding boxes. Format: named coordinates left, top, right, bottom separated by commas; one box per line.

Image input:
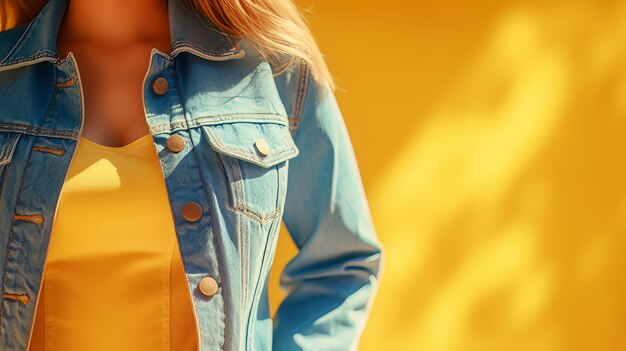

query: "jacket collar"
left=0, top=0, right=245, bottom=72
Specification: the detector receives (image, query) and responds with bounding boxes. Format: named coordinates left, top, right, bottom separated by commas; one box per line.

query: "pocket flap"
left=202, top=118, right=299, bottom=168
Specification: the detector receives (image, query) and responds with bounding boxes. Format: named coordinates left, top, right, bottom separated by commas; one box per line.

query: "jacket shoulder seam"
left=289, top=58, right=310, bottom=137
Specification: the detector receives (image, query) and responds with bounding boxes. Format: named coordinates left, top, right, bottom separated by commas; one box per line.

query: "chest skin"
left=56, top=21, right=172, bottom=147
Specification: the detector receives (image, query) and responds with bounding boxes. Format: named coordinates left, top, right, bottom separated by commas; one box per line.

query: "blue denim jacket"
left=0, top=0, right=384, bottom=349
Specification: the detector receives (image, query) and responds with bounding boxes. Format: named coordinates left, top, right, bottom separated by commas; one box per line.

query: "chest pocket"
left=202, top=116, right=300, bottom=225
left=0, top=131, right=21, bottom=185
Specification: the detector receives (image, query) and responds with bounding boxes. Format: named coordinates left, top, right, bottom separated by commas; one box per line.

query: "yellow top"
left=28, top=134, right=198, bottom=351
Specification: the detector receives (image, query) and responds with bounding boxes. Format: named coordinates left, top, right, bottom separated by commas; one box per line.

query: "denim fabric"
left=0, top=0, right=384, bottom=350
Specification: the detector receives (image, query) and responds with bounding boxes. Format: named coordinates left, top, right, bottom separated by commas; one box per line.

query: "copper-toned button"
left=182, top=201, right=203, bottom=222
left=254, top=139, right=270, bottom=157
left=198, top=276, right=218, bottom=296
left=166, top=134, right=185, bottom=153
left=152, top=76, right=169, bottom=95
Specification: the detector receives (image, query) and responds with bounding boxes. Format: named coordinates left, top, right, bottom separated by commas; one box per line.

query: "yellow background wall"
left=270, top=1, right=626, bottom=350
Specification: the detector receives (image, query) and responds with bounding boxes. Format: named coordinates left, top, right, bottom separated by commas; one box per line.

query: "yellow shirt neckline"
left=79, top=134, right=153, bottom=152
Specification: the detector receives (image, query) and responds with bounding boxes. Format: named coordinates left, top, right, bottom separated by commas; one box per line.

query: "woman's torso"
left=0, top=0, right=307, bottom=348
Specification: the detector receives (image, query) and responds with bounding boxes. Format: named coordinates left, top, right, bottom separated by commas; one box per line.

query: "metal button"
left=152, top=76, right=169, bottom=95
left=182, top=201, right=203, bottom=222
left=166, top=134, right=185, bottom=153
left=198, top=276, right=218, bottom=297
left=254, top=139, right=270, bottom=157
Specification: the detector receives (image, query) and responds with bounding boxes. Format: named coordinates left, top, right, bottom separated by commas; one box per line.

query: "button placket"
left=142, top=55, right=223, bottom=331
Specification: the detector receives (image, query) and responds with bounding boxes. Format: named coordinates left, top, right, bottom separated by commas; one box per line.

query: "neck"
left=58, top=0, right=171, bottom=49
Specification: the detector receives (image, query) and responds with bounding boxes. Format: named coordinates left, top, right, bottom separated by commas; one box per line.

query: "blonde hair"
left=0, top=0, right=46, bottom=29
left=0, top=0, right=335, bottom=90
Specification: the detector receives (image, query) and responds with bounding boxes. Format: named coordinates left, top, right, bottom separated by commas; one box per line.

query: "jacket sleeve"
left=272, top=61, right=385, bottom=351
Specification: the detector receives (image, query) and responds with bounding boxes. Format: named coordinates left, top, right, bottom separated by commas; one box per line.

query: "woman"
left=0, top=0, right=384, bottom=350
